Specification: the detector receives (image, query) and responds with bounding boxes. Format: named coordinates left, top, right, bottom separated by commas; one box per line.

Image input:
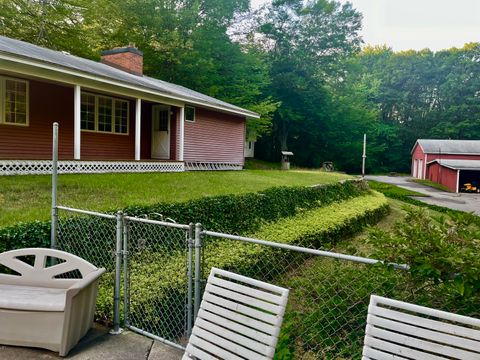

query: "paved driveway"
left=366, top=175, right=480, bottom=215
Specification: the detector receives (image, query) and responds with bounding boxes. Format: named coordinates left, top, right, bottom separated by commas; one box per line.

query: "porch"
left=0, top=75, right=186, bottom=163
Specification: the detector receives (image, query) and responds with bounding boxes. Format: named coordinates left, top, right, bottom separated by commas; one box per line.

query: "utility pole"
left=362, top=134, right=367, bottom=178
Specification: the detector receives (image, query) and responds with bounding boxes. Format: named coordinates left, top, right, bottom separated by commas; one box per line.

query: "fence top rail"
left=56, top=206, right=117, bottom=219
left=124, top=216, right=191, bottom=230
left=202, top=230, right=409, bottom=271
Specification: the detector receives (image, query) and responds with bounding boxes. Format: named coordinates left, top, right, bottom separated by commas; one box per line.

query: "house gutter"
left=0, top=52, right=260, bottom=119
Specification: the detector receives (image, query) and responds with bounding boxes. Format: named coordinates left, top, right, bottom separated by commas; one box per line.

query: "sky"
left=251, top=0, right=480, bottom=51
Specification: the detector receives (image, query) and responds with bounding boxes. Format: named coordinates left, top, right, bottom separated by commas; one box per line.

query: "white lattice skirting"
left=185, top=162, right=243, bottom=171
left=0, top=160, right=185, bottom=175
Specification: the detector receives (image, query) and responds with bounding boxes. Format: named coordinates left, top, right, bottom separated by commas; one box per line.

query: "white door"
left=151, top=105, right=170, bottom=159
left=418, top=159, right=423, bottom=179
left=413, top=160, right=418, bottom=178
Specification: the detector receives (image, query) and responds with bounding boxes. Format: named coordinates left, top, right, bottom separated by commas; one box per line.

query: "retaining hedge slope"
left=115, top=191, right=388, bottom=339
left=0, top=180, right=367, bottom=253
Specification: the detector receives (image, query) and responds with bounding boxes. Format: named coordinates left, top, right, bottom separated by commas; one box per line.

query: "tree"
left=254, top=0, right=362, bottom=164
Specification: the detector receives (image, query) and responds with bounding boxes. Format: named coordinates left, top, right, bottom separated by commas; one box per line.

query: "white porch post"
left=74, top=85, right=81, bottom=160
left=135, top=98, right=142, bottom=161
left=179, top=106, right=185, bottom=161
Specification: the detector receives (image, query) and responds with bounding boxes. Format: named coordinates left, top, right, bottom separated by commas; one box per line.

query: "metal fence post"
left=51, top=122, right=59, bottom=249
left=123, top=216, right=129, bottom=327
left=187, top=223, right=194, bottom=336
left=194, top=223, right=203, bottom=320
left=112, top=211, right=123, bottom=334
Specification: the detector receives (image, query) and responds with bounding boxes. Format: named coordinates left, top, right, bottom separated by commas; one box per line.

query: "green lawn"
left=0, top=170, right=351, bottom=227
left=411, top=178, right=452, bottom=192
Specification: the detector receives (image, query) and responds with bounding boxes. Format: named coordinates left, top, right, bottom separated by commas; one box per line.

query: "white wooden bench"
left=183, top=267, right=289, bottom=360
left=363, top=295, right=480, bottom=360
left=0, top=248, right=106, bottom=356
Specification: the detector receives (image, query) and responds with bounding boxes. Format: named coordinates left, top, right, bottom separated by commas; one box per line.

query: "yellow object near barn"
left=461, top=182, right=480, bottom=193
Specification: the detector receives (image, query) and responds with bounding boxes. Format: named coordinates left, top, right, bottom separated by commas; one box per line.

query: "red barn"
left=0, top=36, right=259, bottom=175
left=411, top=139, right=480, bottom=192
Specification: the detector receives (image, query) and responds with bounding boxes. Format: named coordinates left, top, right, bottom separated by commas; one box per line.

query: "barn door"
left=151, top=105, right=170, bottom=159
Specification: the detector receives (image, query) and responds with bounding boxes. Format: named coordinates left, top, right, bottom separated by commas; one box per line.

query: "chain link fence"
left=199, top=231, right=412, bottom=359
left=123, top=216, right=192, bottom=348
left=56, top=206, right=118, bottom=324
left=54, top=206, right=479, bottom=359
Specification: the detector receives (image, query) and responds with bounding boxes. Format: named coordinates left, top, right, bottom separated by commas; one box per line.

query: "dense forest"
left=1, top=0, right=479, bottom=173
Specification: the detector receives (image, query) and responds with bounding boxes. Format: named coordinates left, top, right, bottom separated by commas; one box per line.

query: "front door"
left=151, top=105, right=170, bottom=159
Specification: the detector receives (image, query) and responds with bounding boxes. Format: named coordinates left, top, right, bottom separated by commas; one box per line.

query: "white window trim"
left=185, top=105, right=195, bottom=122
left=0, top=76, right=30, bottom=127
left=81, top=91, right=129, bottom=135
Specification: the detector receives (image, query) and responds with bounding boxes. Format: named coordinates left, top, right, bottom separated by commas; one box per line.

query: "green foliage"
left=0, top=180, right=367, bottom=257
left=275, top=258, right=407, bottom=359
left=0, top=220, right=50, bottom=253
left=367, top=180, right=426, bottom=198
left=123, top=180, right=366, bottom=234
left=0, top=170, right=350, bottom=227
left=412, top=179, right=452, bottom=192
left=369, top=207, right=480, bottom=299
left=110, top=191, right=388, bottom=338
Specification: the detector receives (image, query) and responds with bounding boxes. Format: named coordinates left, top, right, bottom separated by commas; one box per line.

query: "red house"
left=0, top=36, right=259, bottom=175
left=411, top=139, right=480, bottom=192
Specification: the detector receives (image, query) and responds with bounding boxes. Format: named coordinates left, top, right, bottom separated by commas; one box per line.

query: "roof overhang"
left=0, top=51, right=260, bottom=119
left=410, top=140, right=424, bottom=155
left=427, top=159, right=480, bottom=171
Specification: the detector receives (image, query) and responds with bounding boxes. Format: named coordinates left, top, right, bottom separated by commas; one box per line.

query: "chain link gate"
left=123, top=216, right=194, bottom=349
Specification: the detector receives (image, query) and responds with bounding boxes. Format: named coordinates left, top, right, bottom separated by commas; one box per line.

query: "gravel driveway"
left=366, top=175, right=480, bottom=215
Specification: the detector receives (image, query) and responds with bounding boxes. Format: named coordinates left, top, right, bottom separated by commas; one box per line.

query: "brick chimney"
left=100, top=44, right=143, bottom=76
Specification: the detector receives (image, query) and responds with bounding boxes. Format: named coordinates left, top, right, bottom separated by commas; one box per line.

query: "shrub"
left=0, top=180, right=367, bottom=253
left=115, top=191, right=389, bottom=341
left=368, top=207, right=480, bottom=306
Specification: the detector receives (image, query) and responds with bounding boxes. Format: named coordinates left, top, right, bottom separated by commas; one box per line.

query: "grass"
left=412, top=178, right=452, bottom=192
left=367, top=180, right=426, bottom=197
left=0, top=170, right=351, bottom=227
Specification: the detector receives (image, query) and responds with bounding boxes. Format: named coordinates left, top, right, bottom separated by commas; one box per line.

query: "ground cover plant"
left=108, top=191, right=388, bottom=343
left=0, top=170, right=350, bottom=227
left=276, top=197, right=480, bottom=359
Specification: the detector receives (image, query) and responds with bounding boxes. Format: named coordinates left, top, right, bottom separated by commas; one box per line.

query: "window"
left=98, top=96, right=113, bottom=132
left=114, top=100, right=128, bottom=133
left=185, top=106, right=195, bottom=122
left=81, top=93, right=95, bottom=130
left=80, top=92, right=129, bottom=134
left=0, top=77, right=29, bottom=126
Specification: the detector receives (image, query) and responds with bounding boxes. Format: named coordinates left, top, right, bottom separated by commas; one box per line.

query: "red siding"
left=427, top=162, right=458, bottom=192
left=0, top=75, right=243, bottom=163
left=411, top=143, right=426, bottom=178
left=184, top=108, right=245, bottom=164
left=0, top=76, right=183, bottom=161
left=0, top=79, right=75, bottom=159
left=81, top=98, right=136, bottom=160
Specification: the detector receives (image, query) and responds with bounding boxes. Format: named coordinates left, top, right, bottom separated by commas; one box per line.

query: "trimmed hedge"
left=116, top=191, right=388, bottom=340
left=0, top=180, right=367, bottom=253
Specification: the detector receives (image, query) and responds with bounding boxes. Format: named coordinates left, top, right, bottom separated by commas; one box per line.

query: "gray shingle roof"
left=431, top=159, right=480, bottom=170
left=0, top=35, right=259, bottom=118
left=416, top=139, right=480, bottom=154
